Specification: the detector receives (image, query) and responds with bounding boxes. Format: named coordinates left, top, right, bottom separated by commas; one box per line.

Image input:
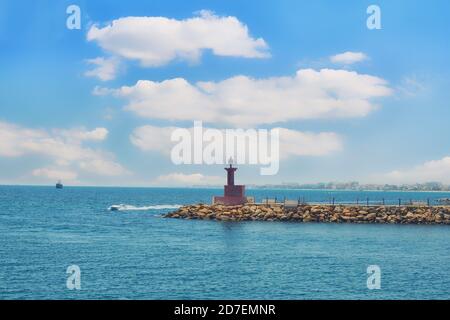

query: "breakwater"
left=164, top=203, right=450, bottom=225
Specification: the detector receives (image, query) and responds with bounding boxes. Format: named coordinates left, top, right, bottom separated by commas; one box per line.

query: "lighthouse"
left=213, top=158, right=247, bottom=205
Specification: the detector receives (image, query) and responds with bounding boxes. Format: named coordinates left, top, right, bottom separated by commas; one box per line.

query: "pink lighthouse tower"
left=213, top=158, right=247, bottom=205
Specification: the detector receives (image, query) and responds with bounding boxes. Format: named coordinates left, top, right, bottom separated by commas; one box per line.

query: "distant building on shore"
left=249, top=181, right=450, bottom=192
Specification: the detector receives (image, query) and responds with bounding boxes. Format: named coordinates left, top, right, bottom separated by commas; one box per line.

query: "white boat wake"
left=108, top=204, right=182, bottom=211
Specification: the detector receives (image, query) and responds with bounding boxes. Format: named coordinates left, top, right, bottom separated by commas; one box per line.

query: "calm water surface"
left=0, top=186, right=449, bottom=299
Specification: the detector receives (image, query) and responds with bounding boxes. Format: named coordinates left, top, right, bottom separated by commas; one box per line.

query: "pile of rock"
left=164, top=203, right=450, bottom=225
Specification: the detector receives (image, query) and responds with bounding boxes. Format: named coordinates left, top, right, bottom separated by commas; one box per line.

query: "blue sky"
left=1, top=0, right=450, bottom=186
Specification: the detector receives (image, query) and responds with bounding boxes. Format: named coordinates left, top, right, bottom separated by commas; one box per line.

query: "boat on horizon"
left=56, top=181, right=63, bottom=189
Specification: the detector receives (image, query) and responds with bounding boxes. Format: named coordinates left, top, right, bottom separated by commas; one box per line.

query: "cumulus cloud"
left=276, top=128, right=342, bottom=158
left=32, top=168, right=78, bottom=181
left=0, top=121, right=128, bottom=180
left=56, top=127, right=109, bottom=143
left=87, top=10, right=269, bottom=68
left=154, top=172, right=223, bottom=186
left=100, top=68, right=391, bottom=127
left=381, top=156, right=450, bottom=184
left=79, top=158, right=128, bottom=176
left=84, top=57, right=120, bottom=81
left=130, top=124, right=342, bottom=159
left=330, top=51, right=368, bottom=65
left=129, top=125, right=176, bottom=155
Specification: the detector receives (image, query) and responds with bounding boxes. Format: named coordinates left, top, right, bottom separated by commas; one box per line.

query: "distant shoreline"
left=1, top=184, right=450, bottom=193
left=247, top=187, right=450, bottom=193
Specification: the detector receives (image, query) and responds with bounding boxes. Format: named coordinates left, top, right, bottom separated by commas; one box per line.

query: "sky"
left=1, top=0, right=450, bottom=187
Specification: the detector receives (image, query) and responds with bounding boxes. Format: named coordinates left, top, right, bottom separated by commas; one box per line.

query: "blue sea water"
left=0, top=186, right=449, bottom=300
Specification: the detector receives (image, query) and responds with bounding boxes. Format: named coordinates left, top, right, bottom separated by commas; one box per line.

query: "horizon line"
left=1, top=183, right=450, bottom=193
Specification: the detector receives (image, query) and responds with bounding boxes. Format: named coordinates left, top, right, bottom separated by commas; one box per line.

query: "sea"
left=0, top=185, right=449, bottom=299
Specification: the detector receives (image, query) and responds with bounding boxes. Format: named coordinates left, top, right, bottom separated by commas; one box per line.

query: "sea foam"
left=108, top=204, right=182, bottom=211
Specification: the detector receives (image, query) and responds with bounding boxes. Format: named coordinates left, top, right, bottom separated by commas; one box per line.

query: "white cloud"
left=129, top=125, right=176, bottom=155
left=92, top=86, right=114, bottom=96
left=84, top=57, right=120, bottom=81
left=397, top=75, right=426, bottom=97
left=32, top=168, right=78, bottom=181
left=130, top=125, right=342, bottom=158
left=381, top=156, right=450, bottom=184
left=87, top=10, right=269, bottom=68
left=79, top=158, right=128, bottom=176
left=330, top=51, right=368, bottom=65
left=0, top=121, right=128, bottom=180
left=102, top=68, right=391, bottom=127
left=57, top=127, right=109, bottom=142
left=277, top=128, right=342, bottom=158
left=155, top=172, right=223, bottom=186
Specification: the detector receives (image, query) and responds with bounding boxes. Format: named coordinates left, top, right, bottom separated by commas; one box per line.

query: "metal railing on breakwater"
left=254, top=196, right=450, bottom=207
